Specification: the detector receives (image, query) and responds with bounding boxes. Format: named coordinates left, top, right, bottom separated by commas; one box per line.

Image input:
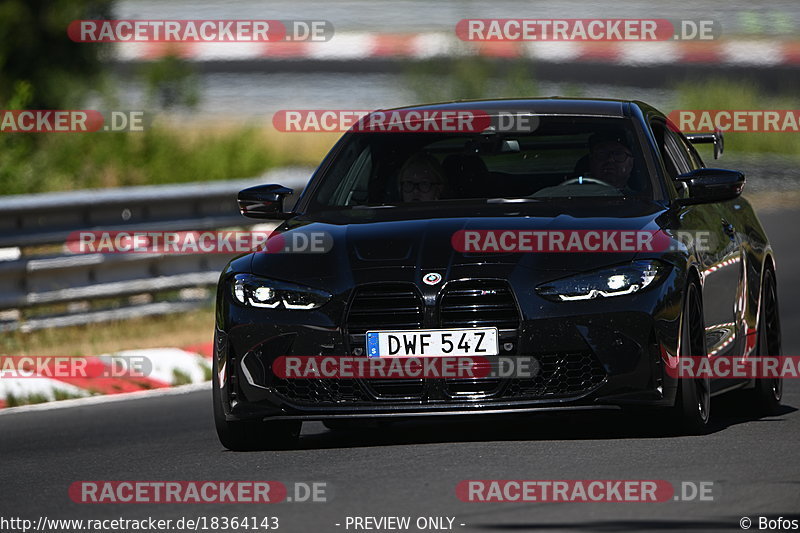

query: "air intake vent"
left=506, top=352, right=607, bottom=398
left=346, top=283, right=424, bottom=335
left=439, top=280, right=520, bottom=330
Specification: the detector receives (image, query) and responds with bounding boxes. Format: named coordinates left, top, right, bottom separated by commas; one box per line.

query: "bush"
left=0, top=125, right=290, bottom=194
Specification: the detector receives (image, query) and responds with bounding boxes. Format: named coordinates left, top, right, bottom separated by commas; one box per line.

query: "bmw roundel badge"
left=422, top=272, right=442, bottom=285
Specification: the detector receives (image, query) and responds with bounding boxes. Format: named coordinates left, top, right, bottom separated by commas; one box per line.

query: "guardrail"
left=0, top=169, right=312, bottom=332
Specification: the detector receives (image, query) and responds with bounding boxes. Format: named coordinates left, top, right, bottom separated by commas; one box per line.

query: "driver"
left=587, top=134, right=634, bottom=188
left=398, top=153, right=446, bottom=202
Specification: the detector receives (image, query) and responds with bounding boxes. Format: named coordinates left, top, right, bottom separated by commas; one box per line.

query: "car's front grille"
left=266, top=282, right=605, bottom=407
left=506, top=352, right=607, bottom=398
left=271, top=377, right=369, bottom=404
left=438, top=280, right=520, bottom=330
left=443, top=377, right=504, bottom=398
left=345, top=283, right=426, bottom=399
left=346, top=283, right=424, bottom=335
left=361, top=378, right=425, bottom=399
left=268, top=352, right=606, bottom=406
left=438, top=280, right=520, bottom=397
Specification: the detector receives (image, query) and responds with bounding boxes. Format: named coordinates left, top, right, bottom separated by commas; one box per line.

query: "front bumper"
left=216, top=270, right=684, bottom=421
left=216, top=254, right=689, bottom=421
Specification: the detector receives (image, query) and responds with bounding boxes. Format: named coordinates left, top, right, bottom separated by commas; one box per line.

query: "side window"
left=663, top=131, right=691, bottom=176
left=650, top=119, right=696, bottom=199
left=671, top=130, right=705, bottom=169
left=334, top=147, right=372, bottom=206
left=649, top=120, right=682, bottom=180
left=315, top=142, right=374, bottom=206
left=665, top=129, right=702, bottom=175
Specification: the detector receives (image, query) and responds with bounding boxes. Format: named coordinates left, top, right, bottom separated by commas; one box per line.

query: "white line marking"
left=0, top=381, right=211, bottom=416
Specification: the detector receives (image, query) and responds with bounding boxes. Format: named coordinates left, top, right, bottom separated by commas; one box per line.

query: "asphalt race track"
left=1, top=210, right=799, bottom=533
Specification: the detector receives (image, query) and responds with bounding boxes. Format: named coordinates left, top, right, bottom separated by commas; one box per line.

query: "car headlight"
left=535, top=260, right=666, bottom=302
left=231, top=274, right=331, bottom=309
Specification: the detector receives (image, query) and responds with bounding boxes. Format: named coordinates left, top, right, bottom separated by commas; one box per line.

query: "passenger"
left=397, top=153, right=446, bottom=202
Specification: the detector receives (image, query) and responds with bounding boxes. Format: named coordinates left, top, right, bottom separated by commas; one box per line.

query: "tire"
left=751, top=268, right=782, bottom=415
left=672, top=282, right=711, bottom=434
left=212, top=358, right=301, bottom=451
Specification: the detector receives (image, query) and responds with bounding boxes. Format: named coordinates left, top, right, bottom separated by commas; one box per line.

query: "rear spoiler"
left=686, top=131, right=724, bottom=159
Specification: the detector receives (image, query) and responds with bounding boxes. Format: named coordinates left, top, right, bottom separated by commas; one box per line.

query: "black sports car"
left=213, top=98, right=781, bottom=450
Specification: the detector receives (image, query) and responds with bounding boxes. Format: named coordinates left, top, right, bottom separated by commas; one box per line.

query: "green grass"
left=201, top=362, right=213, bottom=382
left=0, top=124, right=336, bottom=195
left=5, top=389, right=86, bottom=407
left=172, top=368, right=193, bottom=386
left=674, top=79, right=800, bottom=157
left=0, top=306, right=215, bottom=357
left=5, top=392, right=48, bottom=407
left=406, top=57, right=539, bottom=104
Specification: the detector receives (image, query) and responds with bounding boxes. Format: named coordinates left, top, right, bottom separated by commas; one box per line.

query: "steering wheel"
left=560, top=176, right=615, bottom=188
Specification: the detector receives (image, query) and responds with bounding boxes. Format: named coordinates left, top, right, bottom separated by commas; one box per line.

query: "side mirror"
left=675, top=168, right=745, bottom=205
left=237, top=184, right=294, bottom=219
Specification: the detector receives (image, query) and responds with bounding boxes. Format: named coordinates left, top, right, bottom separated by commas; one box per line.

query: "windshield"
left=308, top=116, right=655, bottom=209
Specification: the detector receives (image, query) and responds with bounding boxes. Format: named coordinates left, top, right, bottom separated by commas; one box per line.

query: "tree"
left=0, top=0, right=113, bottom=109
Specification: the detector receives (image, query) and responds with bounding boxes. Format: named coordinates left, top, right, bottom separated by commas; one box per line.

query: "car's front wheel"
left=671, top=281, right=711, bottom=434
left=750, top=268, right=782, bottom=415
left=212, top=359, right=301, bottom=451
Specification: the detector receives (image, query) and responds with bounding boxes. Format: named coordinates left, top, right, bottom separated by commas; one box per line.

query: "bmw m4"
left=213, top=98, right=781, bottom=450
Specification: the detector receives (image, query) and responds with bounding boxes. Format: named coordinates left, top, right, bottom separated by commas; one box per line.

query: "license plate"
left=366, top=328, right=498, bottom=358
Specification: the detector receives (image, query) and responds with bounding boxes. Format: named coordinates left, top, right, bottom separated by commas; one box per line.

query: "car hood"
left=249, top=200, right=671, bottom=286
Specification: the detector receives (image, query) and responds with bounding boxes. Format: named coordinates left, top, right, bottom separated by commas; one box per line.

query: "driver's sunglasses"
left=592, top=148, right=632, bottom=162
left=401, top=181, right=437, bottom=193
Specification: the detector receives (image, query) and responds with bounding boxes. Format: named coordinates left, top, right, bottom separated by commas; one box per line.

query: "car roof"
left=377, top=97, right=649, bottom=118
